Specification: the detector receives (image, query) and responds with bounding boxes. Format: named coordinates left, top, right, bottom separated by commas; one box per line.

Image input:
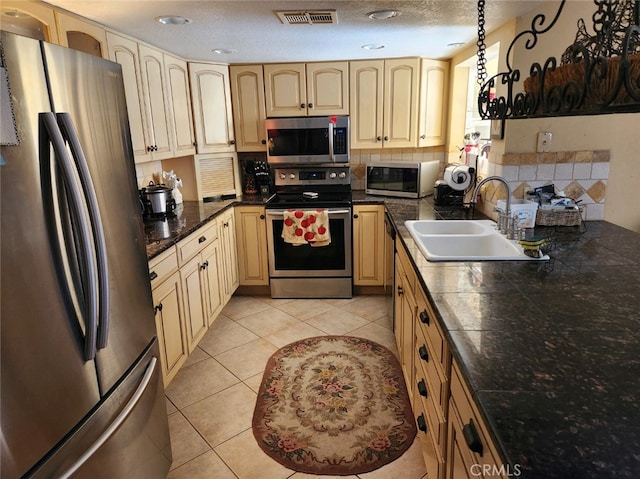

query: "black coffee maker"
left=253, top=161, right=272, bottom=197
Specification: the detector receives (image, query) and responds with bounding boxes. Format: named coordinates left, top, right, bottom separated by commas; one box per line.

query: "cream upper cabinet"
left=264, top=62, right=349, bottom=117
left=353, top=205, right=385, bottom=286
left=419, top=59, right=449, bottom=147
left=229, top=65, right=267, bottom=152
left=106, top=32, right=151, bottom=163
left=55, top=12, right=107, bottom=58
left=350, top=58, right=420, bottom=148
left=306, top=62, right=349, bottom=116
left=1, top=1, right=58, bottom=43
left=189, top=62, right=236, bottom=154
left=164, top=53, right=196, bottom=156
left=138, top=44, right=173, bottom=161
left=235, top=206, right=269, bottom=286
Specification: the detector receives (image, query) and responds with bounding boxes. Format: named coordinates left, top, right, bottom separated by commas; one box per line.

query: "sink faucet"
left=471, top=176, right=512, bottom=235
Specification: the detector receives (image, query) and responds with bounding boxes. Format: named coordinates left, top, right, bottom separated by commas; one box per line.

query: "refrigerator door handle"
left=40, top=112, right=99, bottom=361
left=57, top=357, right=159, bottom=479
left=57, top=112, right=111, bottom=350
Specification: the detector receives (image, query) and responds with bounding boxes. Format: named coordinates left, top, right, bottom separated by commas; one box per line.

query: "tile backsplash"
left=349, top=147, right=447, bottom=191
left=481, top=150, right=610, bottom=221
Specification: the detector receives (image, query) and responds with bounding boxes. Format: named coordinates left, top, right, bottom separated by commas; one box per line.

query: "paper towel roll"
left=444, top=164, right=474, bottom=191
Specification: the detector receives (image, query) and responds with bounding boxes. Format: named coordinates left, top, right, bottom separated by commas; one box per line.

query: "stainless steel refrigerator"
left=0, top=31, right=171, bottom=478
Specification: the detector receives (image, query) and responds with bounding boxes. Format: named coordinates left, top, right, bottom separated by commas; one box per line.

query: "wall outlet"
left=537, top=131, right=552, bottom=153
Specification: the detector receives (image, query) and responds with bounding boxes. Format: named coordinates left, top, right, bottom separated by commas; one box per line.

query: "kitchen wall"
left=450, top=2, right=640, bottom=232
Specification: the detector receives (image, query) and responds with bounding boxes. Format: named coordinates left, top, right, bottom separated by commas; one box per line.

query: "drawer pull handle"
left=417, top=379, right=428, bottom=397
left=397, top=285, right=404, bottom=296
left=463, top=419, right=484, bottom=456
left=419, top=344, right=429, bottom=362
left=149, top=271, right=158, bottom=281
left=417, top=414, right=427, bottom=433
left=419, top=310, right=430, bottom=325
left=198, top=236, right=207, bottom=243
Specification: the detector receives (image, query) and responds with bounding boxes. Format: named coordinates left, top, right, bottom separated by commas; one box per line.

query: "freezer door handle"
left=57, top=357, right=159, bottom=479
left=57, top=112, right=111, bottom=350
left=40, top=112, right=99, bottom=361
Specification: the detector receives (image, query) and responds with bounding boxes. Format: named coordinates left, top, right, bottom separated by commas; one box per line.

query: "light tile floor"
left=165, top=294, right=428, bottom=479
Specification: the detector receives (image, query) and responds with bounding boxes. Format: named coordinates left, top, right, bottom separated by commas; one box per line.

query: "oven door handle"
left=266, top=209, right=351, bottom=216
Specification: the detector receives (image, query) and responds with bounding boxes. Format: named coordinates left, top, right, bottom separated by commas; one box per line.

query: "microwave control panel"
left=333, top=128, right=348, bottom=154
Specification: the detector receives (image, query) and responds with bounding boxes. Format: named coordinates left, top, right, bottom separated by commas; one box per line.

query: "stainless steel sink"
left=404, top=220, right=549, bottom=262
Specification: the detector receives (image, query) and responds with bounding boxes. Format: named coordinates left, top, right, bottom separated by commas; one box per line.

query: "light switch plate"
left=537, top=131, right=552, bottom=153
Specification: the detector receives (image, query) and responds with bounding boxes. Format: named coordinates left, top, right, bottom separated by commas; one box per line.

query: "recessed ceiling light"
left=155, top=15, right=192, bottom=25
left=361, top=43, right=386, bottom=50
left=212, top=48, right=238, bottom=55
left=367, top=10, right=400, bottom=20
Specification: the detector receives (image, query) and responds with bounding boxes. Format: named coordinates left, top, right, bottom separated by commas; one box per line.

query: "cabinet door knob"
left=376, top=136, right=382, bottom=142
left=300, top=103, right=305, bottom=109
left=419, top=310, right=430, bottom=325
left=230, top=139, right=236, bottom=145
left=200, top=263, right=206, bottom=271
left=198, top=236, right=207, bottom=243
left=154, top=303, right=163, bottom=314
left=261, top=139, right=267, bottom=144
left=417, top=379, right=428, bottom=397
left=260, top=214, right=265, bottom=220
left=308, top=103, right=313, bottom=108
left=397, top=285, right=404, bottom=296
left=463, top=419, right=484, bottom=456
left=353, top=214, right=359, bottom=219
left=419, top=344, right=429, bottom=362
left=417, top=414, right=427, bottom=433
left=421, top=134, right=426, bottom=139
left=383, top=136, right=389, bottom=142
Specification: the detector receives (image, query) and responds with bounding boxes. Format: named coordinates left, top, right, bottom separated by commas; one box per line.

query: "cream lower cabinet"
left=177, top=220, right=221, bottom=352
left=395, top=238, right=506, bottom=479
left=235, top=206, right=269, bottom=286
left=149, top=248, right=188, bottom=386
left=353, top=205, right=385, bottom=286
left=446, top=361, right=508, bottom=479
left=218, top=209, right=239, bottom=303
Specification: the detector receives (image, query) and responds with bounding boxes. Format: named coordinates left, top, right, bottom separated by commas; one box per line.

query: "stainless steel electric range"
left=265, top=165, right=352, bottom=299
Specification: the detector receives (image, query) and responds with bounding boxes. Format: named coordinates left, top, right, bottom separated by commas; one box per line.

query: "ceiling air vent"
left=276, top=10, right=338, bottom=25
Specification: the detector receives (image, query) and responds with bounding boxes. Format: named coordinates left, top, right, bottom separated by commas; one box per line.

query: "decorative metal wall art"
left=477, top=0, right=640, bottom=120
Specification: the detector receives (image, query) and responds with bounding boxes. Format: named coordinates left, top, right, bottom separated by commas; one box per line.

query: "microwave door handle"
left=328, top=121, right=334, bottom=163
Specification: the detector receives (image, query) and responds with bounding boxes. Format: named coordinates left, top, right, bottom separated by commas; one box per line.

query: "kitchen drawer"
left=416, top=368, right=446, bottom=459
left=176, top=219, right=218, bottom=265
left=149, top=247, right=178, bottom=289
left=396, top=241, right=416, bottom=293
left=415, top=329, right=449, bottom=417
left=450, top=361, right=505, bottom=476
left=417, top=287, right=450, bottom=376
left=414, top=387, right=445, bottom=479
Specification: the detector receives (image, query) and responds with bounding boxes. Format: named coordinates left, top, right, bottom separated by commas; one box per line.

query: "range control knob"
left=329, top=172, right=337, bottom=179
left=338, top=171, right=347, bottom=179
left=279, top=173, right=286, bottom=180
left=289, top=173, right=296, bottom=179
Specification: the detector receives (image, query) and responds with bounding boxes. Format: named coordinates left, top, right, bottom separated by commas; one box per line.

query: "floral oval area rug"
left=252, top=335, right=417, bottom=475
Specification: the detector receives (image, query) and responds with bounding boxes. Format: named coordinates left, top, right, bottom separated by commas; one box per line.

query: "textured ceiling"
left=45, top=0, right=548, bottom=63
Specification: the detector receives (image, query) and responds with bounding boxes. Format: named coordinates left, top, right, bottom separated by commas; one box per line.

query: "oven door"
left=266, top=207, right=352, bottom=277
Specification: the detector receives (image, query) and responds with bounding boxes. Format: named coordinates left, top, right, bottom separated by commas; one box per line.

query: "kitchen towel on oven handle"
left=281, top=209, right=331, bottom=246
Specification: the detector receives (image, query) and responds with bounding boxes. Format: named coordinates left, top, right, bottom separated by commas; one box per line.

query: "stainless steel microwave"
left=265, top=116, right=350, bottom=164
left=365, top=161, right=440, bottom=198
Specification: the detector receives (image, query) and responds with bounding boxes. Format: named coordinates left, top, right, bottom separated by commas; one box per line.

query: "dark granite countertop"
left=146, top=192, right=640, bottom=477
left=384, top=195, right=640, bottom=479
